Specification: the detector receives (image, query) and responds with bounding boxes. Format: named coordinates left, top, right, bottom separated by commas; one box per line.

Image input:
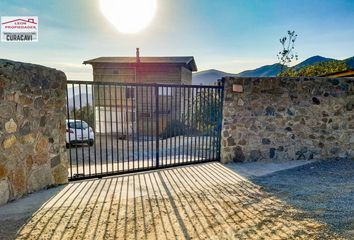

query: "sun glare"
left=99, top=0, right=157, bottom=34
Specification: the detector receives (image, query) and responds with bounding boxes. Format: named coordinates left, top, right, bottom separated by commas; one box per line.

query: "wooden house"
left=83, top=49, right=198, bottom=136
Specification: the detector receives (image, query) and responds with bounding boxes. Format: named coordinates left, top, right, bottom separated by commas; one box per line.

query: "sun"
left=99, top=0, right=157, bottom=34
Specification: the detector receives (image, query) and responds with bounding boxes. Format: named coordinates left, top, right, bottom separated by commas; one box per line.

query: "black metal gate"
left=66, top=80, right=224, bottom=180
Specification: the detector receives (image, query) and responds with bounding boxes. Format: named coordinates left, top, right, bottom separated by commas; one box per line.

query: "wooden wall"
left=91, top=63, right=192, bottom=135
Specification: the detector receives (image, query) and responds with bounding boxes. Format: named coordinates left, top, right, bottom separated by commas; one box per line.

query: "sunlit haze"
left=99, top=0, right=157, bottom=34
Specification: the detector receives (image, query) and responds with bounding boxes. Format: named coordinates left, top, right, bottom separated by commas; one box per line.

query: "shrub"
left=160, top=120, right=198, bottom=139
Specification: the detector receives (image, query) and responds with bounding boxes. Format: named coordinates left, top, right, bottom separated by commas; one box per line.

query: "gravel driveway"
left=1, top=161, right=348, bottom=239
left=251, top=158, right=354, bottom=239
left=13, top=162, right=341, bottom=239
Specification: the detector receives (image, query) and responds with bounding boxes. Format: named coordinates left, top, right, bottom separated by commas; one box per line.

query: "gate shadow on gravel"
left=15, top=162, right=341, bottom=239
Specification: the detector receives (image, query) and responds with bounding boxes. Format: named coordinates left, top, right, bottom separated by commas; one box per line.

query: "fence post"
left=155, top=84, right=160, bottom=167
left=217, top=79, right=225, bottom=161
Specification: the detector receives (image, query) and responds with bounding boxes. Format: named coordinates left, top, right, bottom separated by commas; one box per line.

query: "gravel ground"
left=251, top=158, right=354, bottom=239
left=1, top=162, right=343, bottom=240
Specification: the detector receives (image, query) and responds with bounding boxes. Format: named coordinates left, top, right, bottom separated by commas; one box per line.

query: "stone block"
left=0, top=180, right=10, bottom=206
left=2, top=135, right=17, bottom=149
left=33, top=153, right=49, bottom=166
left=269, top=148, right=276, bottom=159
left=262, top=138, right=271, bottom=145
left=50, top=154, right=61, bottom=168
left=0, top=104, right=13, bottom=120
left=28, top=165, right=53, bottom=193
left=52, top=165, right=68, bottom=184
left=0, top=164, right=7, bottom=179
left=35, top=136, right=49, bottom=153
left=287, top=107, right=296, bottom=116
left=19, top=121, right=31, bottom=135
left=233, top=146, right=245, bottom=162
left=33, top=97, right=44, bottom=109
left=21, top=133, right=35, bottom=144
left=5, top=118, right=17, bottom=133
left=16, top=94, right=33, bottom=106
left=227, top=137, right=236, bottom=146
left=265, top=106, right=276, bottom=116
left=249, top=150, right=262, bottom=162
left=26, top=155, right=33, bottom=171
left=11, top=165, right=26, bottom=197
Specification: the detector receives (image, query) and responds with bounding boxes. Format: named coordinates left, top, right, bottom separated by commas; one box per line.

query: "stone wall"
left=221, top=77, right=354, bottom=163
left=0, top=59, right=68, bottom=205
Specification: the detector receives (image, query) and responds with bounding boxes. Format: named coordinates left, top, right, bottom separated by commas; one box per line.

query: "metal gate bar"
left=66, top=80, right=224, bottom=180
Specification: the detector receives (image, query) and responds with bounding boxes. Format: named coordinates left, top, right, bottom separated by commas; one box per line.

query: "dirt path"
left=12, top=162, right=343, bottom=239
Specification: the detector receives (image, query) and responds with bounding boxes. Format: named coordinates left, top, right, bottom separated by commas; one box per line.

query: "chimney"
left=136, top=48, right=140, bottom=63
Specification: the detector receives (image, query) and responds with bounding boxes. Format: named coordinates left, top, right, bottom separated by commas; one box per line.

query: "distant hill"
left=292, top=55, right=334, bottom=70
left=67, top=85, right=93, bottom=110
left=344, top=56, right=354, bottom=68
left=192, top=55, right=354, bottom=85
left=192, top=65, right=283, bottom=85
left=281, top=55, right=354, bottom=77
left=237, top=63, right=284, bottom=77
left=192, top=69, right=237, bottom=85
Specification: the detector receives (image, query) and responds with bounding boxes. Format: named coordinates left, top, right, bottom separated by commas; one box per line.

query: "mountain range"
left=192, top=55, right=354, bottom=85
left=67, top=85, right=93, bottom=110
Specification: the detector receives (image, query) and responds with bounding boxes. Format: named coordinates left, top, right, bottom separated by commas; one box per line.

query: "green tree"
left=70, top=105, right=95, bottom=128
left=192, top=90, right=221, bottom=134
left=277, top=30, right=298, bottom=74
left=279, top=60, right=348, bottom=77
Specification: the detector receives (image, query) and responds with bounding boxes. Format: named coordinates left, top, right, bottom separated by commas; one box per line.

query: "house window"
left=126, top=87, right=135, bottom=99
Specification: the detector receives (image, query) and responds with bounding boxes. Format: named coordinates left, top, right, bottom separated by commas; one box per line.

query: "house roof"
left=83, top=56, right=198, bottom=71
left=320, top=68, right=354, bottom=78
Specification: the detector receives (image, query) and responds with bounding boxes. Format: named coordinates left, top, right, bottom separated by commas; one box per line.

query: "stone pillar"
left=0, top=59, right=68, bottom=205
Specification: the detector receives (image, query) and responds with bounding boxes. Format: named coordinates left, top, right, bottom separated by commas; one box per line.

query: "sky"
left=0, top=0, right=354, bottom=80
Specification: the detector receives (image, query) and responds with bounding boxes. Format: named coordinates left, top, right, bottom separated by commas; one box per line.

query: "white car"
left=66, top=119, right=94, bottom=147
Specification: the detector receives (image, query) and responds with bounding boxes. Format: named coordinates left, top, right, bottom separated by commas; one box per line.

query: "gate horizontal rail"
left=66, top=80, right=224, bottom=180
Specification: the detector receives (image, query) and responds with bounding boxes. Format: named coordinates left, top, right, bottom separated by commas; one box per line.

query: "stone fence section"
left=0, top=59, right=68, bottom=205
left=221, top=77, right=354, bottom=163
